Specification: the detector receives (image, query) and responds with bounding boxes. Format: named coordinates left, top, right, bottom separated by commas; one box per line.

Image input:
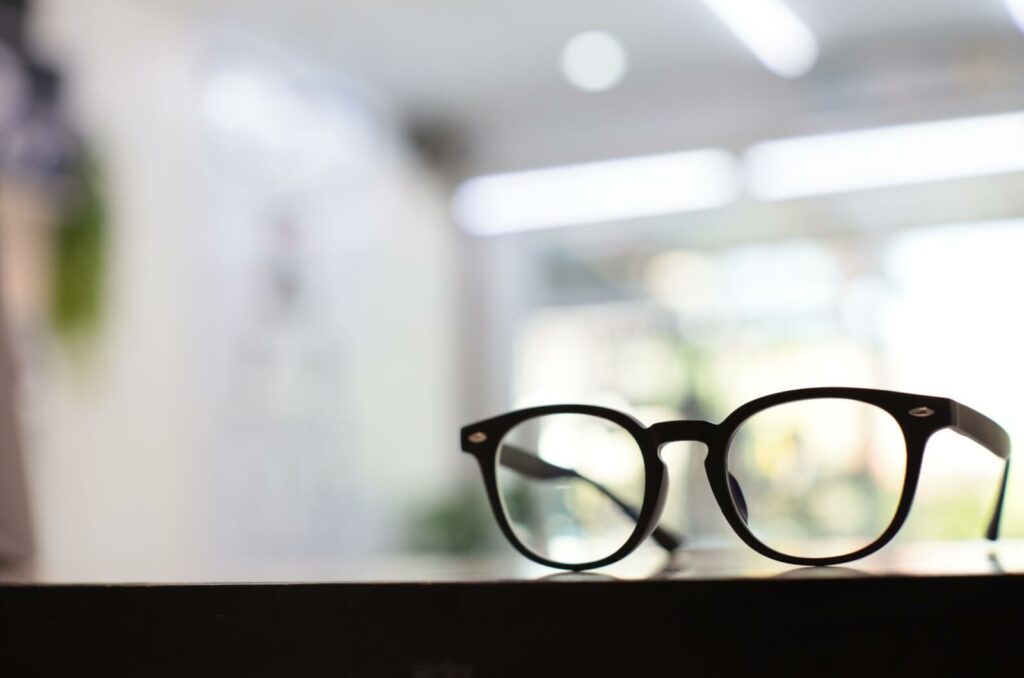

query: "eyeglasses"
left=460, top=388, right=1011, bottom=570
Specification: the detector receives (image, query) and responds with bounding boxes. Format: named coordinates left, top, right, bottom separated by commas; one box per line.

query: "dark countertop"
left=3, top=541, right=1023, bottom=676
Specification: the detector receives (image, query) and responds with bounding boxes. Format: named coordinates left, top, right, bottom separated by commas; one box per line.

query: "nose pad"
left=651, top=466, right=671, bottom=527
left=728, top=472, right=749, bottom=525
left=652, top=467, right=686, bottom=551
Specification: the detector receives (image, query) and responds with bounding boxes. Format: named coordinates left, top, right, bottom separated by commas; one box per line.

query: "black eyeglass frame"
left=461, top=387, right=1011, bottom=571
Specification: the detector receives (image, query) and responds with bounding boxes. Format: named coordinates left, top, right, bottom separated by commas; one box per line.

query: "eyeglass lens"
left=495, top=413, right=645, bottom=565
left=727, top=398, right=907, bottom=559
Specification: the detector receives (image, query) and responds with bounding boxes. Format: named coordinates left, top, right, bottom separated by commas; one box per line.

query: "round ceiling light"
left=560, top=31, right=628, bottom=92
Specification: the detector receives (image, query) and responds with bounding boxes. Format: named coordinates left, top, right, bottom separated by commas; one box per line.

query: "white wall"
left=26, top=0, right=459, bottom=581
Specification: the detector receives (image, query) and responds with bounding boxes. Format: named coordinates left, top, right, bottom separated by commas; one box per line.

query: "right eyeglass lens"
left=726, top=398, right=907, bottom=560
left=495, top=413, right=646, bottom=567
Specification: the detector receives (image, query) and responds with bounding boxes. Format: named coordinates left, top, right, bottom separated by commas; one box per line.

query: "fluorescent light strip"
left=1006, top=0, right=1024, bottom=34
left=453, top=149, right=738, bottom=236
left=745, top=112, right=1024, bottom=200
left=700, top=0, right=818, bottom=78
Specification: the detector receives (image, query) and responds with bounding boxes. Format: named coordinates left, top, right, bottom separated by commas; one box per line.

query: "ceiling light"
left=560, top=31, right=628, bottom=92
left=700, top=0, right=818, bottom=78
left=453, top=149, right=738, bottom=236
left=1005, top=1, right=1024, bottom=34
left=744, top=112, right=1024, bottom=200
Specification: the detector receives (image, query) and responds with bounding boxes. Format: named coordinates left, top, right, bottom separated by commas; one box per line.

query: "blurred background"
left=0, top=0, right=1023, bottom=580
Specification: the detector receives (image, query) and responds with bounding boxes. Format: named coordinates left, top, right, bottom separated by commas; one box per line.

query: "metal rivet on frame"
left=909, top=406, right=935, bottom=417
left=468, top=431, right=488, bottom=443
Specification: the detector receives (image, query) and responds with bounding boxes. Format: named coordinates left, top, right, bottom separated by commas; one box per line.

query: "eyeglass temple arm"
left=498, top=445, right=685, bottom=553
left=949, top=401, right=1012, bottom=540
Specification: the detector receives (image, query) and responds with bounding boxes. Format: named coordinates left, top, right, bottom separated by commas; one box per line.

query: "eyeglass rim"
left=466, top=404, right=665, bottom=570
left=713, top=390, right=932, bottom=566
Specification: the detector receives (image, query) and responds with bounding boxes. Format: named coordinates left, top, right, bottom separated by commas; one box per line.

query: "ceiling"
left=205, top=0, right=1024, bottom=176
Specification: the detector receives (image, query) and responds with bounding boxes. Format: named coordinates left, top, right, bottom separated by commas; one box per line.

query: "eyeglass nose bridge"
left=649, top=420, right=717, bottom=446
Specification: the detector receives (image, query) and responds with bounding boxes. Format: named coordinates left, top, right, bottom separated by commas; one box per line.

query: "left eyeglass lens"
left=726, top=398, right=907, bottom=560
left=496, top=413, right=646, bottom=566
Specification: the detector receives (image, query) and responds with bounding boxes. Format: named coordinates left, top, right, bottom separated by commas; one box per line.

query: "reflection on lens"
left=496, top=413, right=645, bottom=566
left=727, top=399, right=906, bottom=559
